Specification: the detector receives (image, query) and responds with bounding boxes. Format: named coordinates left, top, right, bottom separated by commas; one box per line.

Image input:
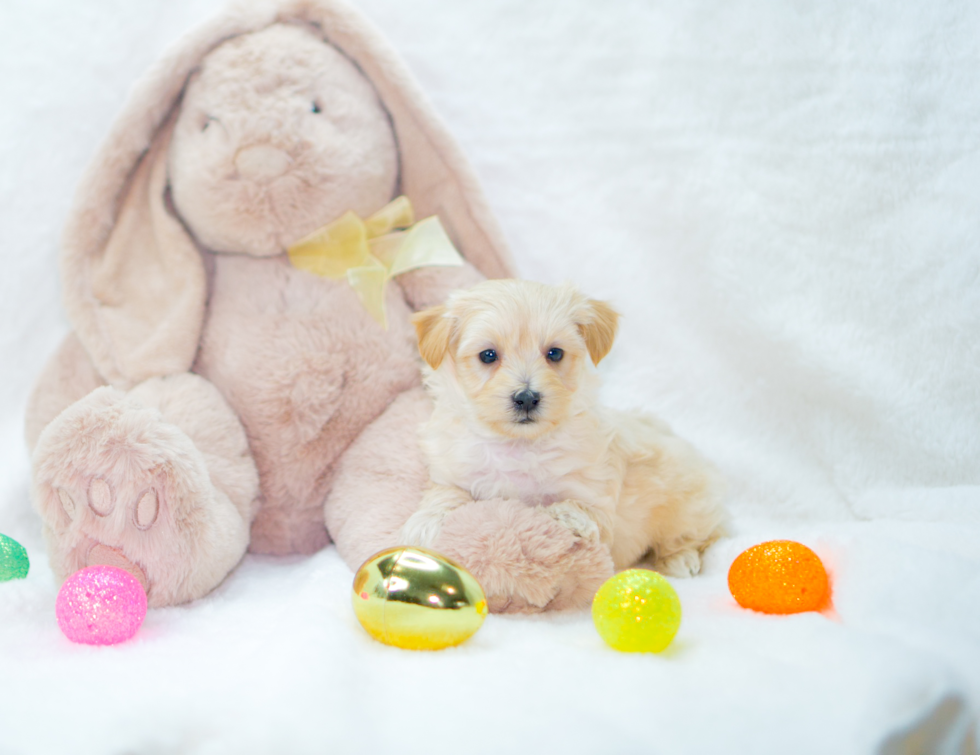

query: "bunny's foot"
left=433, top=499, right=615, bottom=613
left=32, top=377, right=259, bottom=607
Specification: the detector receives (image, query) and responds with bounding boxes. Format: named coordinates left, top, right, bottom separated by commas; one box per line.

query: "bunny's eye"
left=311, top=101, right=321, bottom=114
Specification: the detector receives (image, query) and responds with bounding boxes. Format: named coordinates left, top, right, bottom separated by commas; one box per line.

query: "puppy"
left=400, top=279, right=726, bottom=577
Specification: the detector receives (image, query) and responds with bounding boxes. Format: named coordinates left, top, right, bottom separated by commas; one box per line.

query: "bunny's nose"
left=234, top=144, right=292, bottom=181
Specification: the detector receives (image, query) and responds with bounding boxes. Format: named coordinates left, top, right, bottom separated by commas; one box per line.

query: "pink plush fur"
left=32, top=377, right=258, bottom=607
left=27, top=1, right=617, bottom=612
left=434, top=500, right=614, bottom=613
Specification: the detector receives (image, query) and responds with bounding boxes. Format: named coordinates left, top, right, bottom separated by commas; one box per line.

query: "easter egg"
left=352, top=546, right=488, bottom=650
left=728, top=540, right=829, bottom=614
left=0, top=533, right=29, bottom=581
left=56, top=565, right=147, bottom=645
left=592, top=569, right=682, bottom=653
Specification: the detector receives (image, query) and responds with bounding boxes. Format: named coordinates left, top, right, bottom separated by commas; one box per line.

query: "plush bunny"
left=25, top=0, right=613, bottom=611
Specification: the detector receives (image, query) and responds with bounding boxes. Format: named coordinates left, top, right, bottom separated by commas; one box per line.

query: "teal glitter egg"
left=0, top=533, right=29, bottom=581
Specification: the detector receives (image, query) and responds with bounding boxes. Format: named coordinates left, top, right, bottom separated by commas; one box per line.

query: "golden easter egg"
left=352, top=546, right=488, bottom=650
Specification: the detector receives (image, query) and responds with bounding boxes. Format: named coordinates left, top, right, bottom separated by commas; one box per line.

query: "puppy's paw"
left=544, top=500, right=600, bottom=542
left=398, top=509, right=446, bottom=549
left=656, top=548, right=702, bottom=578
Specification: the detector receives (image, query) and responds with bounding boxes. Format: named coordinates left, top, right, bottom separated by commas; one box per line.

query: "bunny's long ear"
left=59, top=3, right=276, bottom=389
left=62, top=111, right=206, bottom=390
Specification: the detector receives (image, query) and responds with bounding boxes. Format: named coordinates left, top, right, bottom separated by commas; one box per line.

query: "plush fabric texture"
left=1, top=0, right=978, bottom=753
left=31, top=377, right=258, bottom=607
left=58, top=0, right=514, bottom=392
left=168, top=24, right=400, bottom=257
left=26, top=0, right=555, bottom=608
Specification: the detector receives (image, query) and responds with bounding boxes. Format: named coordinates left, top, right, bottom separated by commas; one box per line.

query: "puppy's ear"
left=412, top=304, right=454, bottom=369
left=579, top=299, right=619, bottom=366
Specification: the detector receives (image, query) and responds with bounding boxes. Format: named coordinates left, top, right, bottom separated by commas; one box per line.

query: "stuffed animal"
left=25, top=0, right=613, bottom=612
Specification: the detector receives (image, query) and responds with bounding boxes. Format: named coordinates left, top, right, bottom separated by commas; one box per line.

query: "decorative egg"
left=56, top=565, right=147, bottom=645
left=728, top=540, right=829, bottom=614
left=352, top=546, right=488, bottom=650
left=592, top=569, right=682, bottom=653
left=0, top=533, right=29, bottom=581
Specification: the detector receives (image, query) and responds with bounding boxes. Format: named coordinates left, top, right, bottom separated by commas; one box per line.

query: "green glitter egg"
left=592, top=569, right=681, bottom=653
left=0, top=533, right=29, bottom=581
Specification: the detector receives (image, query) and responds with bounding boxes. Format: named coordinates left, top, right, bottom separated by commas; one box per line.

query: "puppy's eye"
left=479, top=349, right=497, bottom=364
left=201, top=116, right=213, bottom=132
left=311, top=101, right=321, bottom=114
left=547, top=347, right=564, bottom=362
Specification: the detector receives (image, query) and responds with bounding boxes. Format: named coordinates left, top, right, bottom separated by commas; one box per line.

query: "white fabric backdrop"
left=1, top=0, right=978, bottom=753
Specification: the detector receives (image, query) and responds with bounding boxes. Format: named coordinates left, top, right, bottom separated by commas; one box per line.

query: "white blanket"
left=1, top=0, right=977, bottom=752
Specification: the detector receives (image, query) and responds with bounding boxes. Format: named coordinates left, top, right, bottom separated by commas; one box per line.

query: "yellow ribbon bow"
left=286, top=196, right=464, bottom=329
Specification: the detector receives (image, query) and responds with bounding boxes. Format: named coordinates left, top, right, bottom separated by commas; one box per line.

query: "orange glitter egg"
left=728, top=540, right=829, bottom=614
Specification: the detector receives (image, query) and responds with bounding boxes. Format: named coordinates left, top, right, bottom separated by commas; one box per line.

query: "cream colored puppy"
left=400, top=279, right=726, bottom=577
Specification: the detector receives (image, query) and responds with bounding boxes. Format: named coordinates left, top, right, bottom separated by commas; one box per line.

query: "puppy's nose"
left=512, top=388, right=541, bottom=412
left=234, top=144, right=292, bottom=181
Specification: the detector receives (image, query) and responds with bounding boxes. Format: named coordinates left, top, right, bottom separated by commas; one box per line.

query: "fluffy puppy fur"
left=400, top=279, right=726, bottom=577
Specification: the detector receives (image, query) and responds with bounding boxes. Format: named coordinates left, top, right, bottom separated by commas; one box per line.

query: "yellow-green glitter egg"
left=592, top=569, right=681, bottom=653
left=0, top=533, right=29, bottom=581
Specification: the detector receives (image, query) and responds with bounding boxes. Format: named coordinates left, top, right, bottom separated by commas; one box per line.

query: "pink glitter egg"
left=56, top=565, right=147, bottom=645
